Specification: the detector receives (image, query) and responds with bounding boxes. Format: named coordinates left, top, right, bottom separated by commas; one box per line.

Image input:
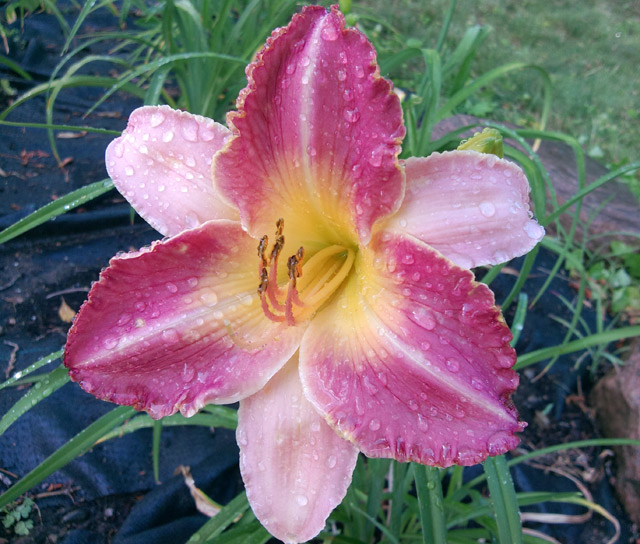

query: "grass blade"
left=515, top=325, right=640, bottom=369
left=414, top=464, right=447, bottom=544
left=0, top=365, right=70, bottom=436
left=152, top=418, right=162, bottom=483
left=0, top=405, right=136, bottom=508
left=185, top=491, right=250, bottom=543
left=0, top=349, right=63, bottom=391
left=0, top=179, right=114, bottom=244
left=484, top=455, right=522, bottom=544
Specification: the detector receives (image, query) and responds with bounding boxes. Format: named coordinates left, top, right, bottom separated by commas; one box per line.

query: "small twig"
left=46, top=287, right=90, bottom=299
left=3, top=340, right=19, bottom=378
left=0, top=467, right=18, bottom=479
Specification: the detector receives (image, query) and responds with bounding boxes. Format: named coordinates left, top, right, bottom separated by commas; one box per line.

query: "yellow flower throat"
left=257, top=218, right=355, bottom=326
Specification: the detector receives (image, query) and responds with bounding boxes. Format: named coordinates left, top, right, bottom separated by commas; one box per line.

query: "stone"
left=590, top=341, right=640, bottom=524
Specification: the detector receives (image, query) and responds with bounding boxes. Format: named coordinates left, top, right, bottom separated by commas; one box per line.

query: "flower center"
left=257, top=218, right=355, bottom=326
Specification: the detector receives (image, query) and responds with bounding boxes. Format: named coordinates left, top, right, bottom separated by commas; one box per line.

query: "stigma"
left=257, top=219, right=355, bottom=326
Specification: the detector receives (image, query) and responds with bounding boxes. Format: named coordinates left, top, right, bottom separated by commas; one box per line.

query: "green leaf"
left=414, top=464, right=447, bottom=544
left=0, top=365, right=70, bottom=437
left=0, top=349, right=62, bottom=391
left=0, top=405, right=136, bottom=509
left=185, top=492, right=250, bottom=543
left=0, top=179, right=114, bottom=244
left=484, top=455, right=522, bottom=544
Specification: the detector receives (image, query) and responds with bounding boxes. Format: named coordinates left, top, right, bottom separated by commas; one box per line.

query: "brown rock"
left=432, top=115, right=640, bottom=250
left=590, top=341, right=640, bottom=524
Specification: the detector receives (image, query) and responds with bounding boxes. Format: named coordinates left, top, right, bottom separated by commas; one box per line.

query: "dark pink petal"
left=300, top=230, right=525, bottom=467
left=64, top=220, right=304, bottom=419
left=106, top=105, right=238, bottom=236
left=214, top=5, right=405, bottom=246
left=387, top=152, right=544, bottom=268
left=238, top=356, right=358, bottom=544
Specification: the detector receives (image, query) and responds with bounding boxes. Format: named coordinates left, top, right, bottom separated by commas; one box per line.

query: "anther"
left=257, top=267, right=269, bottom=295
left=257, top=235, right=269, bottom=272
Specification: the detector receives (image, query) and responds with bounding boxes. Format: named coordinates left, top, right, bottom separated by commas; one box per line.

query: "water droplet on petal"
left=524, top=222, right=544, bottom=240
left=411, top=307, right=436, bottom=330
left=355, top=65, right=365, bottom=78
left=369, top=419, right=381, bottom=431
left=124, top=166, right=134, bottom=176
left=321, top=25, right=339, bottom=41
left=337, top=70, right=347, bottom=82
left=344, top=108, right=360, bottom=123
left=103, top=337, right=118, bottom=349
left=150, top=111, right=165, bottom=127
left=327, top=455, right=337, bottom=468
left=369, top=151, right=383, bottom=167
left=296, top=494, right=308, bottom=506
left=182, top=120, right=198, bottom=142
left=479, top=201, right=496, bottom=217
left=166, top=282, right=178, bottom=293
left=162, top=130, right=174, bottom=143
left=446, top=359, right=460, bottom=373
left=162, top=328, right=180, bottom=343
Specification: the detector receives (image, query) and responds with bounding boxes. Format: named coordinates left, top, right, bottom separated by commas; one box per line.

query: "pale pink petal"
left=386, top=151, right=544, bottom=269
left=214, top=5, right=404, bottom=247
left=106, top=105, right=238, bottom=236
left=238, top=355, right=358, bottom=544
left=299, top=230, right=525, bottom=467
left=64, top=220, right=304, bottom=419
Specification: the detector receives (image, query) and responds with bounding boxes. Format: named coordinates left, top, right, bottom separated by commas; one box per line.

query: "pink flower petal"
left=64, top=220, right=304, bottom=419
left=214, top=5, right=404, bottom=246
left=300, top=230, right=525, bottom=467
left=238, top=355, right=358, bottom=544
left=387, top=151, right=544, bottom=269
left=106, top=105, right=238, bottom=236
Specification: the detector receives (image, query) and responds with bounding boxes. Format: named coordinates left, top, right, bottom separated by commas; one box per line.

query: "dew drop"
left=321, top=25, right=339, bottom=41
left=445, top=359, right=460, bottom=373
left=113, top=142, right=124, bottom=158
left=524, top=221, right=544, bottom=240
left=162, top=130, right=174, bottom=143
left=182, top=120, right=198, bottom=142
left=162, top=328, right=180, bottom=343
left=150, top=111, right=165, bottom=127
left=355, top=65, right=365, bottom=78
left=479, top=201, right=496, bottom=217
left=327, top=455, right=337, bottom=468
left=103, top=337, right=118, bottom=350
left=187, top=277, right=199, bottom=288
left=337, top=70, right=347, bottom=82
left=343, top=108, right=360, bottom=123
left=117, top=313, right=132, bottom=326
left=200, top=291, right=218, bottom=306
left=368, top=151, right=383, bottom=167
left=369, top=419, right=381, bottom=431
left=166, top=282, right=178, bottom=293
left=296, top=494, right=309, bottom=506
left=124, top=166, right=134, bottom=176
left=411, top=307, right=436, bottom=330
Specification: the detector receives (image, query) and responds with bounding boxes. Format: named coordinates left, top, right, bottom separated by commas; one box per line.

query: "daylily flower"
left=64, top=5, right=544, bottom=543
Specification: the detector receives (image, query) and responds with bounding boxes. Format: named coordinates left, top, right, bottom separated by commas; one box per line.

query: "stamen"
left=257, top=235, right=269, bottom=274
left=256, top=220, right=355, bottom=326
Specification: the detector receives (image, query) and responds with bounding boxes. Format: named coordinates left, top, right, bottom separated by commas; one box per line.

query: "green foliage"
left=1, top=497, right=35, bottom=537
